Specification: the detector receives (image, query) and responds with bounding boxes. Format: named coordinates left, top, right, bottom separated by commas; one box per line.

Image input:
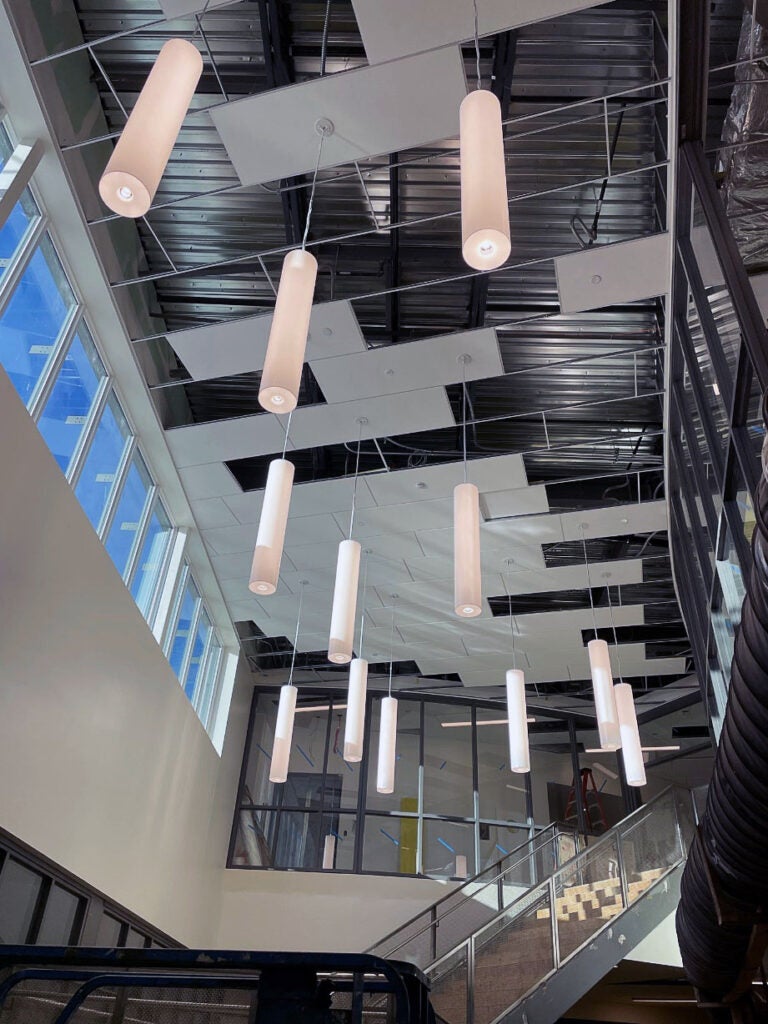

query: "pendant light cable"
left=388, top=601, right=396, bottom=697
left=462, top=357, right=468, bottom=483
left=348, top=422, right=363, bottom=538
left=287, top=580, right=306, bottom=687
left=320, top=0, right=332, bottom=76
left=581, top=524, right=598, bottom=639
left=505, top=573, right=517, bottom=671
left=302, top=131, right=326, bottom=250
left=358, top=552, right=369, bottom=654
left=281, top=409, right=293, bottom=458
left=605, top=582, right=625, bottom=683
left=472, top=0, right=481, bottom=89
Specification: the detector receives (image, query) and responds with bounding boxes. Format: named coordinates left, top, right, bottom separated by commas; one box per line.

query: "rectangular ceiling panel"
left=366, top=453, right=528, bottom=506
left=166, top=412, right=288, bottom=468
left=210, top=46, right=467, bottom=185
left=351, top=0, right=610, bottom=64
left=169, top=300, right=367, bottom=382
left=309, top=327, right=503, bottom=403
left=555, top=233, right=671, bottom=314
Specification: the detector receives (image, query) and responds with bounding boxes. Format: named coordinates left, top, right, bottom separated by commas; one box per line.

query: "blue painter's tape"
left=381, top=829, right=400, bottom=847
left=495, top=843, right=509, bottom=856
left=437, top=837, right=455, bottom=853
left=296, top=744, right=314, bottom=767
left=439, top=760, right=447, bottom=770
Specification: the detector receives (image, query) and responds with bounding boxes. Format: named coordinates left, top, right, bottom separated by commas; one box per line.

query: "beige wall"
left=0, top=369, right=249, bottom=946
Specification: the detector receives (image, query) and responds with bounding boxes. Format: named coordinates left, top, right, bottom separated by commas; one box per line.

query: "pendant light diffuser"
left=259, top=249, right=318, bottom=413
left=506, top=669, right=530, bottom=773
left=99, top=39, right=203, bottom=218
left=322, top=834, right=336, bottom=870
left=377, top=696, right=398, bottom=794
left=588, top=639, right=621, bottom=751
left=269, top=683, right=298, bottom=783
left=343, top=657, right=368, bottom=761
left=249, top=458, right=294, bottom=595
left=615, top=683, right=646, bottom=787
left=454, top=482, right=482, bottom=617
left=328, top=539, right=361, bottom=664
left=459, top=89, right=511, bottom=271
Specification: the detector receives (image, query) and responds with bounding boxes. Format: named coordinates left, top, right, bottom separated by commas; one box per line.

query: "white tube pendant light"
left=377, top=696, right=398, bottom=794
left=258, top=249, right=318, bottom=413
left=588, top=639, right=621, bottom=751
left=455, top=357, right=482, bottom=618
left=268, top=582, right=306, bottom=784
left=455, top=855, right=468, bottom=879
left=506, top=669, right=530, bottom=774
left=249, top=456, right=294, bottom=595
left=581, top=526, right=620, bottom=751
left=258, top=123, right=329, bottom=413
left=344, top=658, right=368, bottom=761
left=458, top=6, right=510, bottom=271
left=615, top=683, right=646, bottom=787
left=322, top=834, right=336, bottom=870
left=99, top=39, right=203, bottom=217
left=329, top=426, right=364, bottom=663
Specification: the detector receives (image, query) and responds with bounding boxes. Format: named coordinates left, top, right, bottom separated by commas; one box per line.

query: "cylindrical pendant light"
left=343, top=657, right=368, bottom=761
left=455, top=854, right=468, bottom=879
left=99, top=39, right=203, bottom=217
left=268, top=582, right=305, bottom=784
left=459, top=88, right=511, bottom=271
left=615, top=683, right=646, bottom=787
left=588, top=639, right=621, bottom=751
left=455, top=482, right=482, bottom=617
left=506, top=669, right=530, bottom=773
left=377, top=696, right=398, bottom=794
left=322, top=834, right=336, bottom=870
left=249, top=458, right=294, bottom=595
left=258, top=249, right=318, bottom=413
left=328, top=539, right=361, bottom=663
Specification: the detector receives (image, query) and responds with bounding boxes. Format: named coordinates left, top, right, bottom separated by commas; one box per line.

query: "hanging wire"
left=358, top=552, right=369, bottom=654
left=301, top=131, right=326, bottom=250
left=348, top=421, right=364, bottom=538
left=461, top=358, right=468, bottom=483
left=388, top=601, right=396, bottom=697
left=320, top=0, right=332, bottom=76
left=605, top=582, right=625, bottom=684
left=281, top=409, right=293, bottom=458
left=581, top=524, right=599, bottom=639
left=472, top=0, right=481, bottom=89
left=287, top=580, right=306, bottom=687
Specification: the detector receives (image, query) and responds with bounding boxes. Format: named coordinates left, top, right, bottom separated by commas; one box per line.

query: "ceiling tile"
left=166, top=412, right=288, bottom=467
left=210, top=46, right=467, bottom=185
left=366, top=453, right=528, bottom=506
left=555, top=233, right=671, bottom=314
left=481, top=485, right=550, bottom=519
left=190, top=496, right=240, bottom=530
left=168, top=300, right=366, bottom=382
left=560, top=500, right=668, bottom=541
left=178, top=461, right=241, bottom=500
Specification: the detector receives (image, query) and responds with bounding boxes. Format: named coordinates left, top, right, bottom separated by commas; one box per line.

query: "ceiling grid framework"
left=16, top=0, right=694, bottom=725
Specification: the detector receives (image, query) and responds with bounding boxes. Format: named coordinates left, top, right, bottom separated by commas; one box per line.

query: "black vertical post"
left=568, top=721, right=588, bottom=837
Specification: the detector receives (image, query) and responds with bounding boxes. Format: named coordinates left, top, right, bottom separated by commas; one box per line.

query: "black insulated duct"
left=675, top=462, right=768, bottom=1009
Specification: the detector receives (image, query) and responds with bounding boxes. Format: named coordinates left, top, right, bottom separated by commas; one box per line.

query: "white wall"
left=0, top=369, right=250, bottom=946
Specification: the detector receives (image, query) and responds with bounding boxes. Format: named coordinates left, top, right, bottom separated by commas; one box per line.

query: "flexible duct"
left=676, top=464, right=768, bottom=1003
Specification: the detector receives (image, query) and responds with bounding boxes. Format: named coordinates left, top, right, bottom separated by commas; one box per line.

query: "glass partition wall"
left=229, top=688, right=536, bottom=879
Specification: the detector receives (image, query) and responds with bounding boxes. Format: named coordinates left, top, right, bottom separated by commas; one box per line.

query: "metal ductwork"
left=676, top=455, right=768, bottom=1007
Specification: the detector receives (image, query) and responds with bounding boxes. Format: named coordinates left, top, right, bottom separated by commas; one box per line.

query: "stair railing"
left=367, top=823, right=580, bottom=969
left=426, top=786, right=697, bottom=1024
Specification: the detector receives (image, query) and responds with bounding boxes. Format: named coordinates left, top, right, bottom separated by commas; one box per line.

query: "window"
left=0, top=124, right=39, bottom=281
left=37, top=325, right=106, bottom=474
left=167, top=572, right=200, bottom=680
left=73, top=391, right=132, bottom=532
left=0, top=234, right=75, bottom=406
left=105, top=451, right=153, bottom=578
left=129, top=499, right=173, bottom=619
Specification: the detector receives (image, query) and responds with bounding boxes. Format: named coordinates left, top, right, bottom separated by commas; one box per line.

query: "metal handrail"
left=367, top=823, right=575, bottom=960
left=426, top=786, right=693, bottom=979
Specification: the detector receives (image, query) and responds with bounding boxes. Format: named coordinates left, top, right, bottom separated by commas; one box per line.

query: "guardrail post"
left=467, top=937, right=475, bottom=1024
left=549, top=875, right=560, bottom=970
left=615, top=832, right=630, bottom=911
left=430, top=905, right=437, bottom=963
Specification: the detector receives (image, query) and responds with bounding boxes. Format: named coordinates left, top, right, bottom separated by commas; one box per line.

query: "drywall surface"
left=0, top=368, right=249, bottom=945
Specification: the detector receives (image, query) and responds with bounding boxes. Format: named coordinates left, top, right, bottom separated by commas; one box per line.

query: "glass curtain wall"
left=0, top=117, right=225, bottom=732
left=229, top=688, right=534, bottom=879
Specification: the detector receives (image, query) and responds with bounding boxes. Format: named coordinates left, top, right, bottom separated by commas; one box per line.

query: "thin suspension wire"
left=320, top=0, right=332, bottom=76
left=581, top=524, right=598, bottom=639
left=348, top=423, right=363, bottom=538
left=358, top=553, right=369, bottom=654
left=301, top=132, right=326, bottom=250
left=472, top=0, right=481, bottom=89
left=287, top=580, right=306, bottom=687
left=507, top=581, right=517, bottom=672
left=281, top=410, right=293, bottom=458
left=605, top=584, right=624, bottom=683
left=388, top=601, right=396, bottom=697
left=462, top=359, right=468, bottom=483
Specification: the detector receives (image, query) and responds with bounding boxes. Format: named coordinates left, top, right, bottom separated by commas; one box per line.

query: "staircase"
left=376, top=787, right=696, bottom=1024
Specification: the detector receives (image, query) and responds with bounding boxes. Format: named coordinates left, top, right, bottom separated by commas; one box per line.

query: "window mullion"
left=193, top=627, right=215, bottom=711
left=0, top=213, right=48, bottom=319
left=179, top=596, right=203, bottom=694
left=66, top=377, right=111, bottom=489
left=124, top=484, right=157, bottom=588
left=97, top=435, right=136, bottom=542
left=28, top=306, right=83, bottom=422
left=163, top=561, right=190, bottom=657
left=154, top=531, right=188, bottom=646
